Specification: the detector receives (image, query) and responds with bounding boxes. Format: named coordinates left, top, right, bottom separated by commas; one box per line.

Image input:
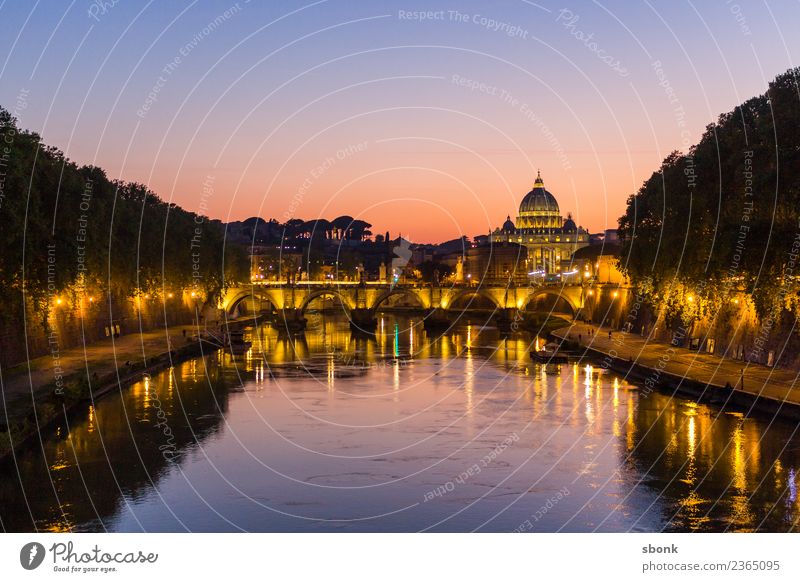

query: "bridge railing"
left=247, top=279, right=591, bottom=288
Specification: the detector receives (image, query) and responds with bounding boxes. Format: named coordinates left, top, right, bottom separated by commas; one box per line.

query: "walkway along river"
left=2, top=314, right=800, bottom=532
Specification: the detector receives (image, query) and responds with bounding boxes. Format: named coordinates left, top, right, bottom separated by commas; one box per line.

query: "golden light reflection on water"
left=584, top=368, right=594, bottom=427
left=327, top=350, right=335, bottom=391
left=594, top=372, right=603, bottom=431
left=464, top=337, right=474, bottom=416
left=687, top=415, right=696, bottom=461
left=134, top=320, right=800, bottom=533
left=680, top=412, right=698, bottom=514
left=6, top=314, right=800, bottom=533
left=626, top=396, right=635, bottom=452
left=612, top=378, right=621, bottom=438
left=731, top=421, right=747, bottom=493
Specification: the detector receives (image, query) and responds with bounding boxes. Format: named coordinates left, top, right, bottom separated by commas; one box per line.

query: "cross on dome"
left=533, top=170, right=544, bottom=189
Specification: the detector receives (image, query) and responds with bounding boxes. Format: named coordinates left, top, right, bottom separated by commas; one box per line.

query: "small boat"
left=193, top=330, right=225, bottom=348
left=530, top=342, right=577, bottom=364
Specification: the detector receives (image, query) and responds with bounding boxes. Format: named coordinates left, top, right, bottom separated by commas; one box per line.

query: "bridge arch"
left=444, top=288, right=502, bottom=311
left=298, top=289, right=354, bottom=314
left=370, top=288, right=427, bottom=311
left=223, top=289, right=281, bottom=316
left=520, top=289, right=578, bottom=317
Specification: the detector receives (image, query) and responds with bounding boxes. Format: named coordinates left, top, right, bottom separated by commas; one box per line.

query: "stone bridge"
left=220, top=281, right=595, bottom=332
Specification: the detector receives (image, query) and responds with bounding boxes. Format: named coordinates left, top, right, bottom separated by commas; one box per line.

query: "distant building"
left=410, top=244, right=436, bottom=266
left=589, top=228, right=620, bottom=245
left=473, top=234, right=490, bottom=246
left=462, top=242, right=528, bottom=285
left=490, top=172, right=589, bottom=273
left=249, top=245, right=303, bottom=281
left=570, top=242, right=627, bottom=285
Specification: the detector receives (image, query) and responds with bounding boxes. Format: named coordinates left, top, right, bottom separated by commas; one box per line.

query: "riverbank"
left=0, top=324, right=211, bottom=461
left=553, top=322, right=800, bottom=419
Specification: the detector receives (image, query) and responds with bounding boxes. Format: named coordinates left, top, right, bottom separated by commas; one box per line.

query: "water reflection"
left=1, top=314, right=800, bottom=532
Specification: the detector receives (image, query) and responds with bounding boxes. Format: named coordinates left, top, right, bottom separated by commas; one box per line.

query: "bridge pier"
left=273, top=308, right=307, bottom=334
left=495, top=308, right=520, bottom=333
left=349, top=308, right=377, bottom=334
left=423, top=308, right=450, bottom=332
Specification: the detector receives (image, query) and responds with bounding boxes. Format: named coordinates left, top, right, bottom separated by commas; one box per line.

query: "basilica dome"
left=515, top=171, right=562, bottom=230
left=519, top=173, right=559, bottom=214
left=490, top=169, right=590, bottom=274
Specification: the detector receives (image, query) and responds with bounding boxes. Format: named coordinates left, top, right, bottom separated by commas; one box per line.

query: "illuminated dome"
left=516, top=171, right=562, bottom=230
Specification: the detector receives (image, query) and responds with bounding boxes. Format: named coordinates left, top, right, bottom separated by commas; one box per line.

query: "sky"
left=0, top=0, right=797, bottom=243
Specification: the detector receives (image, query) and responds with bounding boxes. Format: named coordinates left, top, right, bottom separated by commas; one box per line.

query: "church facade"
left=490, top=172, right=589, bottom=273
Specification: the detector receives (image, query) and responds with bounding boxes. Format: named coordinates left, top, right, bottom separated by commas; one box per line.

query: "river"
left=2, top=314, right=799, bottom=532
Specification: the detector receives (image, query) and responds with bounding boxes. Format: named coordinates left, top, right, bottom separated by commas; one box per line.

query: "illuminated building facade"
left=490, top=172, right=589, bottom=273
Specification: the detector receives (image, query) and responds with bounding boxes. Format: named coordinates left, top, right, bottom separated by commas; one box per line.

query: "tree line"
left=618, top=67, right=800, bottom=330
left=0, top=106, right=248, bottom=329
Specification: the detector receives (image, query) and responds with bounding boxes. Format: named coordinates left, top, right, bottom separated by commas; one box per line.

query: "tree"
left=618, top=67, right=800, bottom=327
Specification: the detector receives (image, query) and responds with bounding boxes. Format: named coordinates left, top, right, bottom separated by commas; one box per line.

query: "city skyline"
left=1, top=1, right=798, bottom=242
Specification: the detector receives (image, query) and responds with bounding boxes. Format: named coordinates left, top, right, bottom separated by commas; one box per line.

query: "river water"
left=2, top=314, right=799, bottom=532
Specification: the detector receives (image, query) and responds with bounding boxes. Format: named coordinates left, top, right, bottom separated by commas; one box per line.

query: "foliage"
left=0, top=108, right=249, bottom=327
left=619, top=67, right=800, bottom=324
left=418, top=261, right=453, bottom=283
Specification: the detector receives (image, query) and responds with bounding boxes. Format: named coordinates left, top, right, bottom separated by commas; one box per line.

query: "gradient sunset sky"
left=1, top=1, right=797, bottom=242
